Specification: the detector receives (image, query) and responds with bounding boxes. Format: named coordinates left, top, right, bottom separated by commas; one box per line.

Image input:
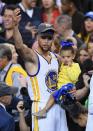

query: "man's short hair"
left=61, top=0, right=81, bottom=10
left=2, top=4, right=17, bottom=15
left=56, top=15, right=72, bottom=29
left=0, top=44, right=12, bottom=61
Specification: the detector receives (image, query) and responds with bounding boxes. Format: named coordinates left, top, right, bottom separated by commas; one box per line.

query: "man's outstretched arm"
left=13, top=8, right=37, bottom=63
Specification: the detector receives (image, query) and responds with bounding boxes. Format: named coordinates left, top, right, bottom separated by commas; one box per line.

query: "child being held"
left=57, top=40, right=81, bottom=88
left=32, top=41, right=88, bottom=126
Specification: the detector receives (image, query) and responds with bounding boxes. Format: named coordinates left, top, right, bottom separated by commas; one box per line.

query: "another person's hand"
left=17, top=101, right=24, bottom=113
left=25, top=22, right=37, bottom=38
left=83, top=74, right=90, bottom=88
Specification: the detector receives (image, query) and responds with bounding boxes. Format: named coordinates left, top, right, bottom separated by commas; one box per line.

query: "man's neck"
left=63, top=29, right=74, bottom=38
left=44, top=7, right=54, bottom=14
left=37, top=48, right=50, bottom=57
left=37, top=48, right=52, bottom=64
left=21, top=1, right=31, bottom=10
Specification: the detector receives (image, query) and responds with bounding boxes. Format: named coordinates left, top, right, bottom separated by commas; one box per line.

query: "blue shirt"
left=0, top=105, right=15, bottom=131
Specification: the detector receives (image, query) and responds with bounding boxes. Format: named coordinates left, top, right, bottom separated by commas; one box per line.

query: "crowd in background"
left=0, top=0, right=93, bottom=131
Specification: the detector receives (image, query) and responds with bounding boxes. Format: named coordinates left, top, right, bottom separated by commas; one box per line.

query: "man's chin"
left=42, top=48, right=50, bottom=52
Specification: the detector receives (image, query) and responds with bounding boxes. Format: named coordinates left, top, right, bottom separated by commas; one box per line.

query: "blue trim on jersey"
left=89, top=113, right=93, bottom=115
left=27, top=55, right=40, bottom=77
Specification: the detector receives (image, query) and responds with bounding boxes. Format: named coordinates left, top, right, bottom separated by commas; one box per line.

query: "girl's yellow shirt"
left=57, top=62, right=81, bottom=89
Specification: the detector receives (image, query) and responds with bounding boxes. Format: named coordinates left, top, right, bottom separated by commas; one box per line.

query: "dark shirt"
left=73, top=33, right=84, bottom=48
left=18, top=5, right=42, bottom=47
left=0, top=31, right=14, bottom=44
left=0, top=35, right=7, bottom=43
left=72, top=11, right=84, bottom=34
left=80, top=0, right=93, bottom=13
left=0, top=105, right=15, bottom=131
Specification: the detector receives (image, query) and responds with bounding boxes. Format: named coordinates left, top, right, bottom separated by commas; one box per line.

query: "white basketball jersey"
left=28, top=52, right=59, bottom=102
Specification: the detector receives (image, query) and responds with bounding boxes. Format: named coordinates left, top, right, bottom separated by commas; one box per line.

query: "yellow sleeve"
left=66, top=63, right=81, bottom=84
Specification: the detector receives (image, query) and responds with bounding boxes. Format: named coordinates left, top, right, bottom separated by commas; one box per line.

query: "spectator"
left=78, top=11, right=93, bottom=44
left=0, top=44, right=27, bottom=87
left=1, top=5, right=31, bottom=67
left=3, top=43, right=18, bottom=64
left=77, top=45, right=90, bottom=67
left=18, top=0, right=42, bottom=47
left=41, top=0, right=61, bottom=25
left=0, top=82, right=18, bottom=131
left=87, top=38, right=93, bottom=61
left=54, top=14, right=84, bottom=48
left=1, top=4, right=17, bottom=44
left=61, top=0, right=84, bottom=34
